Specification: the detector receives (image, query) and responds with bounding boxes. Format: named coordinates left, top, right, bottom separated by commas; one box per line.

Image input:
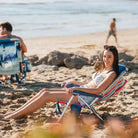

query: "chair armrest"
left=61, top=83, right=79, bottom=88
left=61, top=83, right=103, bottom=98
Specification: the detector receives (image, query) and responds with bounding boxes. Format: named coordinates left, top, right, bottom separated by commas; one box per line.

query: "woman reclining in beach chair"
left=1, top=45, right=127, bottom=120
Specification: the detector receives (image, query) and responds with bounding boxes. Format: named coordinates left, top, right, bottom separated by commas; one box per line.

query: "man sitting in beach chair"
left=0, top=22, right=27, bottom=81
left=0, top=39, right=31, bottom=85
left=0, top=45, right=127, bottom=120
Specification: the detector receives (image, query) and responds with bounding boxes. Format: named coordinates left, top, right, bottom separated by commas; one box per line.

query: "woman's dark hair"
left=101, top=45, right=119, bottom=76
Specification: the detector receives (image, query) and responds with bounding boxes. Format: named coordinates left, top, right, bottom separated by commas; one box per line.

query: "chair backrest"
left=96, top=64, right=128, bottom=102
left=0, top=39, right=22, bottom=75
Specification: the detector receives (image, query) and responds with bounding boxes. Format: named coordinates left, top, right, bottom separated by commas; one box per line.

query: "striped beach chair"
left=56, top=64, right=128, bottom=122
left=0, top=39, right=31, bottom=85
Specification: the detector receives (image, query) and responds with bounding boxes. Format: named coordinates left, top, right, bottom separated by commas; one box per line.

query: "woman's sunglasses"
left=104, top=45, right=116, bottom=50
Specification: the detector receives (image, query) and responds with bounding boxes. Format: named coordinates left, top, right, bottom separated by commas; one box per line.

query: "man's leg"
left=106, top=36, right=109, bottom=44
left=113, top=34, right=118, bottom=46
left=105, top=31, right=111, bottom=44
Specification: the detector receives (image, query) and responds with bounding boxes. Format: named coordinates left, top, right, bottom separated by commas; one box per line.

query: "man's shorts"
left=108, top=30, right=116, bottom=37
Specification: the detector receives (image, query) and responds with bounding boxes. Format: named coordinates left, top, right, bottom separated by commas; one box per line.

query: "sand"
left=25, top=29, right=138, bottom=58
left=0, top=29, right=138, bottom=138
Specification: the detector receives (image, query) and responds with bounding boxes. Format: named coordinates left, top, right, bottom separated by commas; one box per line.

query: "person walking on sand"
left=0, top=22, right=27, bottom=81
left=0, top=45, right=119, bottom=120
left=106, top=18, right=118, bottom=46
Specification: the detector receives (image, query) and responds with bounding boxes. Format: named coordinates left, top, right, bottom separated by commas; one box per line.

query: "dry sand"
left=25, top=29, right=138, bottom=58
left=0, top=29, right=138, bottom=138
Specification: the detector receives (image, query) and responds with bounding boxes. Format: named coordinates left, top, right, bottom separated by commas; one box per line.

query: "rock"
left=37, top=55, right=48, bottom=65
left=64, top=55, right=89, bottom=69
left=38, top=51, right=73, bottom=66
left=47, top=51, right=72, bottom=66
left=28, top=55, right=39, bottom=65
left=89, top=54, right=101, bottom=65
left=119, top=60, right=138, bottom=70
left=37, top=51, right=89, bottom=69
left=119, top=53, right=134, bottom=61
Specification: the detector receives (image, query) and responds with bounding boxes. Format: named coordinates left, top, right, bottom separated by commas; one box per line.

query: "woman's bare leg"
left=3, top=88, right=49, bottom=117
left=3, top=88, right=78, bottom=119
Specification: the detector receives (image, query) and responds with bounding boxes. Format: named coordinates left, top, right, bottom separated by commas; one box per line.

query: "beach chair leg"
left=90, top=106, right=103, bottom=121
left=5, top=75, right=14, bottom=85
left=21, top=63, right=27, bottom=85
left=24, top=72, right=26, bottom=84
left=58, top=95, right=75, bottom=122
left=20, top=68, right=27, bottom=85
left=78, top=95, right=103, bottom=121
left=15, top=74, right=21, bottom=84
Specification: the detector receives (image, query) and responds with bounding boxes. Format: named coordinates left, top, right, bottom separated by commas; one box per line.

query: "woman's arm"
left=64, top=81, right=87, bottom=87
left=67, top=72, right=117, bottom=95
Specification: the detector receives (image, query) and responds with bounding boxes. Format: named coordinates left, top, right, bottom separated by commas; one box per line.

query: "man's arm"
left=20, top=38, right=27, bottom=53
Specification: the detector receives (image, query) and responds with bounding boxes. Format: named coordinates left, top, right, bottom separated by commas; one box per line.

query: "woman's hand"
left=61, top=81, right=75, bottom=88
left=66, top=87, right=76, bottom=94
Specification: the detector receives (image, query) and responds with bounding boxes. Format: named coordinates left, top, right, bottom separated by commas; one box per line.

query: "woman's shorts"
left=78, top=85, right=96, bottom=105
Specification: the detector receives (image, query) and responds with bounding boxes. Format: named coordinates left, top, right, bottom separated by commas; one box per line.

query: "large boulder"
left=64, top=55, right=89, bottom=69
left=119, top=53, right=134, bottom=61
left=47, top=51, right=72, bottom=66
left=37, top=56, right=48, bottom=65
left=89, top=54, right=101, bottom=66
left=38, top=51, right=73, bottom=66
left=119, top=59, right=138, bottom=71
left=36, top=51, right=90, bottom=69
left=28, top=55, right=39, bottom=65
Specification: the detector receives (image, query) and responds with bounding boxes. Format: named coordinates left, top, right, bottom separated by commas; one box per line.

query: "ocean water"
left=0, top=0, right=138, bottom=38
